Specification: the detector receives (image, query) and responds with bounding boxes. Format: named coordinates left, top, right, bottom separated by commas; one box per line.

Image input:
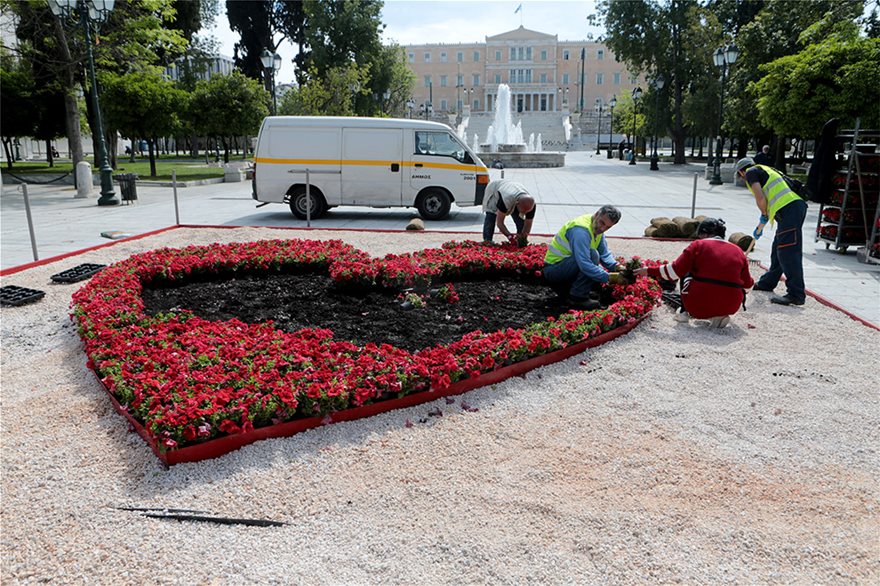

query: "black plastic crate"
left=0, top=285, right=46, bottom=306
left=51, top=263, right=106, bottom=284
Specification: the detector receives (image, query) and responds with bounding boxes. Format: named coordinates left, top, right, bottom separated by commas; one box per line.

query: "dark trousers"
left=483, top=212, right=524, bottom=242
left=756, top=199, right=808, bottom=301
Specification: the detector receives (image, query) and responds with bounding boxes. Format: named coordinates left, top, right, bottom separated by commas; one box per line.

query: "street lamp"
left=557, top=87, right=570, bottom=110
left=48, top=0, right=118, bottom=206
left=650, top=74, right=665, bottom=171
left=629, top=86, right=642, bottom=166
left=606, top=96, right=617, bottom=159
left=709, top=43, right=739, bottom=185
left=260, top=49, right=282, bottom=115
left=594, top=98, right=603, bottom=154
left=406, top=98, right=415, bottom=118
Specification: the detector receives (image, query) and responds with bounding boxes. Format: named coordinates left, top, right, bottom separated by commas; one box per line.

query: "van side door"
left=341, top=128, right=404, bottom=206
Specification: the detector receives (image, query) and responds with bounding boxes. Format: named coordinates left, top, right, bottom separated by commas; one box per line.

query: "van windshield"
left=415, top=131, right=471, bottom=163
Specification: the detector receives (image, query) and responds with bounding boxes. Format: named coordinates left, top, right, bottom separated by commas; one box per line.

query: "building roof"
left=486, top=25, right=557, bottom=42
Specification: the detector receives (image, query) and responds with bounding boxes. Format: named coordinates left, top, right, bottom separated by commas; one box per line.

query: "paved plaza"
left=2, top=150, right=878, bottom=325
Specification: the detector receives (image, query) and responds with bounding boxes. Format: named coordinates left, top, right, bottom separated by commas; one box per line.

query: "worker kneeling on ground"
left=482, top=179, right=536, bottom=245
left=542, top=205, right=625, bottom=310
left=635, top=218, right=754, bottom=328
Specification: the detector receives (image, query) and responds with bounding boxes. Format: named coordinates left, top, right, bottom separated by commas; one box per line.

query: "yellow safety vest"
left=544, top=214, right=603, bottom=264
left=756, top=164, right=801, bottom=224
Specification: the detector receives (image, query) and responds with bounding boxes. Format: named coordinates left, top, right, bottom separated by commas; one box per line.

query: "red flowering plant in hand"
left=72, top=238, right=662, bottom=452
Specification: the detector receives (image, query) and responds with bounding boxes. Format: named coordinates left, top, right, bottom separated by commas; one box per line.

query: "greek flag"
left=515, top=4, right=522, bottom=13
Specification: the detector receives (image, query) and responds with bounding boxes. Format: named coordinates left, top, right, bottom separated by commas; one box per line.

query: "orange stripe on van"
left=254, top=157, right=487, bottom=173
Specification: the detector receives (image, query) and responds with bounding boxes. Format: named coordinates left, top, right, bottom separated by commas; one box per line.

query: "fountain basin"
left=481, top=151, right=565, bottom=168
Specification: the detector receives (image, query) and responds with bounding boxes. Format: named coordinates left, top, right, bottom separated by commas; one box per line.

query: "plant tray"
left=0, top=285, right=46, bottom=306
left=51, top=263, right=106, bottom=283
left=661, top=291, right=682, bottom=309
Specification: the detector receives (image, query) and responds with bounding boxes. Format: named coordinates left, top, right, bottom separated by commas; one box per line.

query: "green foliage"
left=278, top=64, right=369, bottom=116
left=753, top=27, right=880, bottom=136
left=190, top=71, right=269, bottom=139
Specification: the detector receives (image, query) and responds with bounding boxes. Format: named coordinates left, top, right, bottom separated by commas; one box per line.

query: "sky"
left=203, top=1, right=602, bottom=84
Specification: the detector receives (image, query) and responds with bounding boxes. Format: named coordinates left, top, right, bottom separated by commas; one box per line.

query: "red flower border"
left=71, top=239, right=662, bottom=462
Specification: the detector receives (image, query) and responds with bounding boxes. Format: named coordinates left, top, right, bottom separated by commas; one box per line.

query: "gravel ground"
left=2, top=227, right=878, bottom=585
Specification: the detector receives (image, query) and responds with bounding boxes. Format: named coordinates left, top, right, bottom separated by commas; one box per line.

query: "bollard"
left=691, top=173, right=698, bottom=218
left=21, top=184, right=39, bottom=261
left=172, top=169, right=180, bottom=226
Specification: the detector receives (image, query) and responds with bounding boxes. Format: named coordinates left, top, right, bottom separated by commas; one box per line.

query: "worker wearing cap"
left=635, top=218, right=754, bottom=328
left=482, top=179, right=536, bottom=245
left=542, top=205, right=625, bottom=310
left=735, top=157, right=808, bottom=306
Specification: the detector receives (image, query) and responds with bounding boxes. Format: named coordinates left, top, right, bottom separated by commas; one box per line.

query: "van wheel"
left=417, top=189, right=451, bottom=221
left=289, top=187, right=326, bottom=220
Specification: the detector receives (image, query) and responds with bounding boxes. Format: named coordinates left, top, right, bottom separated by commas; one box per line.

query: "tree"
left=752, top=23, right=880, bottom=137
left=591, top=0, right=720, bottom=164
left=278, top=64, right=369, bottom=116
left=227, top=0, right=305, bottom=85
left=190, top=72, right=269, bottom=162
left=0, top=56, right=37, bottom=169
left=102, top=69, right=188, bottom=177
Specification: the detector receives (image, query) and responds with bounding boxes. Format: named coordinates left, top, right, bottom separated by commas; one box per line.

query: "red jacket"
left=648, top=237, right=755, bottom=319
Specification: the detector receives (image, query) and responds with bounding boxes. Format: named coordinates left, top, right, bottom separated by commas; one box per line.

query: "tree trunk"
left=148, top=138, right=157, bottom=177
left=2, top=137, right=13, bottom=169
left=222, top=137, right=230, bottom=163
left=53, top=17, right=84, bottom=167
left=46, top=139, right=54, bottom=167
left=774, top=135, right=786, bottom=173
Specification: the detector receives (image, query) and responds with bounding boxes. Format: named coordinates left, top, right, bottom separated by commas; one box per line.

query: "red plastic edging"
left=94, top=315, right=646, bottom=465
left=0, top=226, right=182, bottom=277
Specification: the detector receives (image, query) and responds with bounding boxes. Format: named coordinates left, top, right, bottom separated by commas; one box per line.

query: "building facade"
left=403, top=26, right=641, bottom=115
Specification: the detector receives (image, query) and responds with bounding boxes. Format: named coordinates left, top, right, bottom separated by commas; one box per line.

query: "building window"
left=630, top=74, right=638, bottom=84
left=613, top=72, right=621, bottom=84
left=495, top=73, right=502, bottom=83
left=408, top=53, right=414, bottom=63
left=473, top=99, right=479, bottom=110
left=596, top=72, right=604, bottom=85
left=563, top=50, right=570, bottom=60
left=457, top=51, right=463, bottom=62
left=527, top=47, right=532, bottom=60
left=473, top=51, right=480, bottom=62
left=472, top=73, right=480, bottom=86
left=540, top=73, right=547, bottom=83
left=541, top=50, right=547, bottom=61
left=495, top=50, right=501, bottom=61
left=563, top=73, right=569, bottom=84
left=441, top=99, right=448, bottom=111
left=424, top=52, right=431, bottom=63
left=597, top=49, right=604, bottom=60
left=424, top=75, right=431, bottom=87
left=440, top=52, right=447, bottom=63
left=440, top=75, right=448, bottom=87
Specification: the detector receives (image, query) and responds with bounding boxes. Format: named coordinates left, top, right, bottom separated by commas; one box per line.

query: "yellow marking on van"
left=255, top=157, right=487, bottom=173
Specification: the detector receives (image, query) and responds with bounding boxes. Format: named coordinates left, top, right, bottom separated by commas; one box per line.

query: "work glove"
left=608, top=272, right=627, bottom=286
left=753, top=215, right=768, bottom=240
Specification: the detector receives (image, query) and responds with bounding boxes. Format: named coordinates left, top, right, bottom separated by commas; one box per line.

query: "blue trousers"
left=756, top=199, right=808, bottom=301
left=542, top=249, right=601, bottom=300
left=483, top=212, right=524, bottom=242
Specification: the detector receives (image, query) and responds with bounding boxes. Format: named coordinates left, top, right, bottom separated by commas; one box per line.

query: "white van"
left=252, top=116, right=490, bottom=220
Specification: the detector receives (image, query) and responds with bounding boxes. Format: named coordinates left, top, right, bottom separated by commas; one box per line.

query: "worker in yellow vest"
left=735, top=157, right=808, bottom=306
left=542, top=205, right=626, bottom=310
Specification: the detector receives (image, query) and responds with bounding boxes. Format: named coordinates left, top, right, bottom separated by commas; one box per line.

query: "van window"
left=414, top=131, right=470, bottom=163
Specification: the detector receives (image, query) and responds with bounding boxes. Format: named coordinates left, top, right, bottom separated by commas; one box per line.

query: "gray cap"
left=735, top=157, right=755, bottom=173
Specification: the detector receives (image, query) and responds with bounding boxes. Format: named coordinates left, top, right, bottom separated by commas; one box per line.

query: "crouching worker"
left=482, top=179, right=536, bottom=245
left=542, top=205, right=625, bottom=310
left=635, top=218, right=754, bottom=328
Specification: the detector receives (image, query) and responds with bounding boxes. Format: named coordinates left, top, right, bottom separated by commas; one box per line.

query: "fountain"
left=476, top=84, right=564, bottom=168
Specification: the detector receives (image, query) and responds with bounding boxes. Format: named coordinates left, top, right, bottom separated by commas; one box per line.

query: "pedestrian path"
left=2, top=151, right=877, bottom=325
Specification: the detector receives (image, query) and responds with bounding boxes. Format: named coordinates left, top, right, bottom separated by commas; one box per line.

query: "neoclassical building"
left=403, top=25, right=641, bottom=115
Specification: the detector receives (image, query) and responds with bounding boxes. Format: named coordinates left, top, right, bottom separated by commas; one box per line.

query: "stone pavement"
left=2, top=151, right=877, bottom=326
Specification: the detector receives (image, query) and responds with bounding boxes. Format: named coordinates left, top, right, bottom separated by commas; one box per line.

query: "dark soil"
left=141, top=273, right=574, bottom=353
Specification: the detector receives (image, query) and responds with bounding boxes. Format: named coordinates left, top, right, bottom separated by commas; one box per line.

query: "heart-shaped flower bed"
left=71, top=239, right=662, bottom=464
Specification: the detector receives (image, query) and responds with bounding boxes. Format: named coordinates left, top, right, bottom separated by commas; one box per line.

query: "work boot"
left=568, top=296, right=601, bottom=310
left=673, top=307, right=690, bottom=323
left=709, top=316, right=731, bottom=328
left=752, top=283, right=775, bottom=292
left=770, top=295, right=805, bottom=306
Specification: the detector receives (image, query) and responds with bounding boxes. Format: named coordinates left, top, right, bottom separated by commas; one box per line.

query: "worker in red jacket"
left=635, top=218, right=754, bottom=328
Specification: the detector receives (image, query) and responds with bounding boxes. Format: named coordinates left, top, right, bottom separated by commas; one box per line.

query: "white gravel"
left=2, top=227, right=878, bottom=585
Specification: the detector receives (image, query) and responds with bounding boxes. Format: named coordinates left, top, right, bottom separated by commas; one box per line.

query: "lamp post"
left=629, top=86, right=642, bottom=166
left=594, top=98, right=603, bottom=154
left=48, top=0, right=118, bottom=206
left=579, top=47, right=586, bottom=112
left=260, top=49, right=282, bottom=115
left=649, top=74, right=665, bottom=171
left=406, top=98, right=415, bottom=118
left=606, top=96, right=617, bottom=159
left=709, top=43, right=739, bottom=185
left=557, top=87, right=569, bottom=111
